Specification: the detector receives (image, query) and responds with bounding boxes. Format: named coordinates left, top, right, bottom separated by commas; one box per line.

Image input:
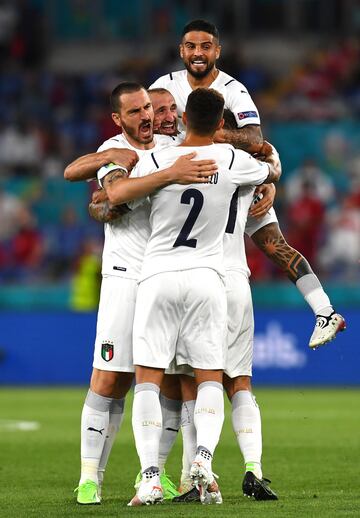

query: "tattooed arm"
left=103, top=153, right=217, bottom=206
left=89, top=167, right=132, bottom=222
left=88, top=189, right=130, bottom=223
left=251, top=222, right=314, bottom=283
left=222, top=125, right=264, bottom=153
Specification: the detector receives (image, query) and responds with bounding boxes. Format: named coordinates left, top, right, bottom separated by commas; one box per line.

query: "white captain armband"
left=97, top=162, right=128, bottom=187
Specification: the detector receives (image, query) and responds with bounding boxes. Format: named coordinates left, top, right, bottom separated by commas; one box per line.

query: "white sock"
left=194, top=381, right=224, bottom=456
left=98, top=397, right=125, bottom=488
left=132, top=383, right=162, bottom=472
left=80, top=390, right=112, bottom=484
left=231, top=390, right=262, bottom=479
left=180, top=400, right=197, bottom=483
left=296, top=274, right=333, bottom=316
left=158, top=394, right=181, bottom=473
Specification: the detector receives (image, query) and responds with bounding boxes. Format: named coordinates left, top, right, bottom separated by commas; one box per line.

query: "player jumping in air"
left=150, top=19, right=346, bottom=351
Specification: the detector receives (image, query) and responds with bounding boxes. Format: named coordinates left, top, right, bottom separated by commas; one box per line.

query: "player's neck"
left=187, top=67, right=219, bottom=89
left=123, top=133, right=155, bottom=150
left=180, top=131, right=214, bottom=147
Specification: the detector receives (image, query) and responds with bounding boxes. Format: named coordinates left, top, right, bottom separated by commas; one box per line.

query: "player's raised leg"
left=250, top=222, right=346, bottom=348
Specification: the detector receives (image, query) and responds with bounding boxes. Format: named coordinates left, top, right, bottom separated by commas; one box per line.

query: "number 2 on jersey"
left=173, top=188, right=204, bottom=248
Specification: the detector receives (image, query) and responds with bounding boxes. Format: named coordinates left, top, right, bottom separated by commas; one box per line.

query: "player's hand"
left=105, top=148, right=139, bottom=172
left=168, top=152, right=218, bottom=184
left=249, top=183, right=276, bottom=218
left=250, top=140, right=274, bottom=160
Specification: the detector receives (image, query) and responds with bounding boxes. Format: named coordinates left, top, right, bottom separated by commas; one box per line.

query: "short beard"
left=122, top=122, right=153, bottom=144
left=184, top=61, right=215, bottom=79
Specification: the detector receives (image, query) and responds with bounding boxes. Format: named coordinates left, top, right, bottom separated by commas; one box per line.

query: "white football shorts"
left=225, top=270, right=254, bottom=378
left=245, top=207, right=278, bottom=237
left=133, top=268, right=227, bottom=371
left=93, top=275, right=137, bottom=372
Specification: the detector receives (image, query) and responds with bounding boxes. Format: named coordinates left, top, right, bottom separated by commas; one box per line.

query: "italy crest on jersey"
left=101, top=342, right=114, bottom=362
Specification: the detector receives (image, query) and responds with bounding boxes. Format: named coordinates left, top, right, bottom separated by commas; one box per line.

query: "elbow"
left=274, top=164, right=282, bottom=182
left=268, top=163, right=282, bottom=183
left=64, top=165, right=75, bottom=181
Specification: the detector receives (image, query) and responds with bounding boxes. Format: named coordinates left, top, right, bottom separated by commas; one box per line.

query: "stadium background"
left=0, top=0, right=358, bottom=385
left=1, top=1, right=359, bottom=516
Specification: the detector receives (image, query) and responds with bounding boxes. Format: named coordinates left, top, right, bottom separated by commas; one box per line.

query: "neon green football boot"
left=134, top=470, right=180, bottom=500
left=74, top=479, right=101, bottom=504
left=160, top=471, right=180, bottom=499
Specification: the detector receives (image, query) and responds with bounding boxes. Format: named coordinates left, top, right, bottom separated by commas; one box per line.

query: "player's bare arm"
left=104, top=152, right=218, bottom=205
left=249, top=183, right=276, bottom=219
left=64, top=148, right=138, bottom=182
left=251, top=222, right=313, bottom=283
left=216, top=125, right=263, bottom=153
left=88, top=188, right=130, bottom=223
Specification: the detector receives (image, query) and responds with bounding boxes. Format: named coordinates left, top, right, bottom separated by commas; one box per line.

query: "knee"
left=90, top=369, right=133, bottom=398
left=225, top=375, right=252, bottom=400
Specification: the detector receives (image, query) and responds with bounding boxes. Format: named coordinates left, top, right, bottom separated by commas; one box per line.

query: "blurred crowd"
left=0, top=1, right=360, bottom=290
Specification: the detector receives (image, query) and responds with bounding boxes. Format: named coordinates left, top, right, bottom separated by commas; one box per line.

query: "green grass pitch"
left=0, top=387, right=359, bottom=517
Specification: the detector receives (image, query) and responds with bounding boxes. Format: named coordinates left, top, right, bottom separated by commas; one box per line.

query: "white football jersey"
left=223, top=186, right=256, bottom=278
left=130, top=143, right=269, bottom=281
left=150, top=69, right=260, bottom=130
left=97, top=133, right=180, bottom=279
left=224, top=198, right=279, bottom=278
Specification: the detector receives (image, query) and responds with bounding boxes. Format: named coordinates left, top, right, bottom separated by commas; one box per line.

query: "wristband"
left=97, top=162, right=129, bottom=187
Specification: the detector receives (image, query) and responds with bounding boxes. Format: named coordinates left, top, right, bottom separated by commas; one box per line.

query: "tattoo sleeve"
left=102, top=168, right=128, bottom=188
left=251, top=223, right=314, bottom=283
left=222, top=125, right=263, bottom=152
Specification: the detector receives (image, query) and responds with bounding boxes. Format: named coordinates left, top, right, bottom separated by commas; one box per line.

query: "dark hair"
left=185, top=88, right=224, bottom=136
left=182, top=19, right=219, bottom=41
left=223, top=109, right=237, bottom=130
left=110, top=82, right=145, bottom=112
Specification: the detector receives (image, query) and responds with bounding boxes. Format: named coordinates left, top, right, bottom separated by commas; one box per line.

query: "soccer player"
left=102, top=88, right=281, bottom=505
left=148, top=88, right=179, bottom=137
left=65, top=81, right=217, bottom=505
left=149, top=23, right=344, bottom=501
left=147, top=88, right=279, bottom=501
left=150, top=18, right=346, bottom=350
left=94, top=87, right=336, bottom=501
